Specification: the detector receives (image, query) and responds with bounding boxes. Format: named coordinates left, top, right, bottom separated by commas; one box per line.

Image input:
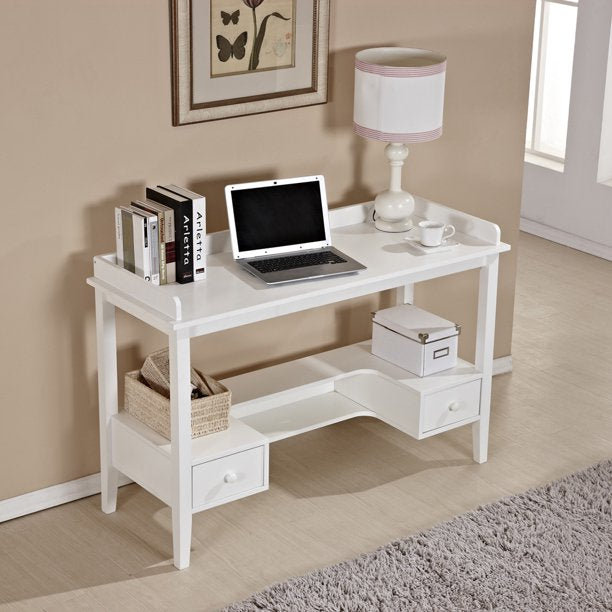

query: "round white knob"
left=224, top=471, right=238, bottom=484
left=448, top=401, right=460, bottom=412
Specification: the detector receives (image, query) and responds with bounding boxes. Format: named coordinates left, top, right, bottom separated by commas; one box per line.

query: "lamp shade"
left=354, top=48, right=446, bottom=143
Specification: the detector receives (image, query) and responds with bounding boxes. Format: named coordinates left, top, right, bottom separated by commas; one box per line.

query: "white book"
left=132, top=201, right=161, bottom=285
left=192, top=197, right=206, bottom=281
left=114, top=207, right=124, bottom=267
left=131, top=211, right=147, bottom=280
left=164, top=185, right=206, bottom=281
left=129, top=206, right=156, bottom=283
left=148, top=216, right=160, bottom=286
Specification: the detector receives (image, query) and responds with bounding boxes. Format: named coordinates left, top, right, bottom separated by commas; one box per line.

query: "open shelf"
left=226, top=341, right=481, bottom=411
left=113, top=340, right=483, bottom=466
left=240, top=392, right=375, bottom=442
left=226, top=341, right=482, bottom=442
left=112, top=412, right=266, bottom=465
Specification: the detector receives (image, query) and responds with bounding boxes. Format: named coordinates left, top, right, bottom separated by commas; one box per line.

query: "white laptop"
left=225, top=175, right=365, bottom=285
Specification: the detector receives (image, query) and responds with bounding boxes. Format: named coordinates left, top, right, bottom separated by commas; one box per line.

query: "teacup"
left=418, top=221, right=456, bottom=247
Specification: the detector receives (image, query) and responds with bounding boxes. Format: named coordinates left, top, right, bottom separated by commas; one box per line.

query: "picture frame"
left=171, top=0, right=329, bottom=125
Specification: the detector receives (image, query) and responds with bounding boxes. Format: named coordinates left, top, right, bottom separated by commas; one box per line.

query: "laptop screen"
left=230, top=179, right=328, bottom=254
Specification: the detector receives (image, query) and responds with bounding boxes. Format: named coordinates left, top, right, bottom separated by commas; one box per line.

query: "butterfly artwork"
left=220, top=10, right=240, bottom=25
left=216, top=32, right=248, bottom=62
left=173, top=0, right=328, bottom=125
left=209, top=0, right=295, bottom=77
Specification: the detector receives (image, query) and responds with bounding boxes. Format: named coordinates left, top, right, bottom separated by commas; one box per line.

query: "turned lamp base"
left=373, top=143, right=415, bottom=233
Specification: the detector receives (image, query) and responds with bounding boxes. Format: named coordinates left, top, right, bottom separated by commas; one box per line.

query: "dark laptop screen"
left=231, top=180, right=327, bottom=252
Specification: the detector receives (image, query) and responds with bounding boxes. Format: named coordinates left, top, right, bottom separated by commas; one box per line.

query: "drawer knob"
left=448, top=401, right=460, bottom=412
left=224, top=471, right=238, bottom=484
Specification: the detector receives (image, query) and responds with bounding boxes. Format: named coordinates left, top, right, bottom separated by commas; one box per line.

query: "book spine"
left=149, top=217, right=160, bottom=285
left=157, top=211, right=167, bottom=285
left=132, top=214, right=146, bottom=279
left=114, top=208, right=123, bottom=268
left=178, top=206, right=193, bottom=284
left=121, top=210, right=135, bottom=273
left=193, top=197, right=206, bottom=281
left=165, top=209, right=176, bottom=283
left=146, top=188, right=193, bottom=283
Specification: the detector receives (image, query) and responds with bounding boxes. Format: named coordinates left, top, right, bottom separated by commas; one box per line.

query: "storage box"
left=372, top=305, right=460, bottom=377
left=124, top=369, right=231, bottom=439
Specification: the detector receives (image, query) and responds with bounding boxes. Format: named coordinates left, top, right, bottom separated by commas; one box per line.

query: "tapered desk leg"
left=472, top=255, right=499, bottom=464
left=169, top=331, right=193, bottom=570
left=94, top=290, right=120, bottom=513
left=395, top=284, right=415, bottom=305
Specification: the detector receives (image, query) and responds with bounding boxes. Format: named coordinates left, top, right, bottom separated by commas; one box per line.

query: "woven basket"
left=124, top=369, right=231, bottom=439
left=140, top=347, right=204, bottom=399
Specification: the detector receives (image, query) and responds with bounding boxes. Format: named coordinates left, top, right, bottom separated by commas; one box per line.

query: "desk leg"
left=395, top=284, right=415, bottom=305
left=94, top=290, right=120, bottom=513
left=169, top=331, right=193, bottom=570
left=472, top=255, right=499, bottom=464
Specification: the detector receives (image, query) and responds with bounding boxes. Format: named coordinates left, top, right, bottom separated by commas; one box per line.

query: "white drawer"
left=335, top=372, right=481, bottom=440
left=422, top=380, right=481, bottom=432
left=192, top=445, right=267, bottom=511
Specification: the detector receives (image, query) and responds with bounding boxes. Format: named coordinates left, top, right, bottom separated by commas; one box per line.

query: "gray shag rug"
left=225, top=460, right=612, bottom=611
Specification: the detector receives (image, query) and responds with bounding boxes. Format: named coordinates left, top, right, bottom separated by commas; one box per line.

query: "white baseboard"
left=493, top=355, right=513, bottom=376
left=520, top=218, right=612, bottom=261
left=2, top=358, right=513, bottom=523
left=0, top=472, right=132, bottom=523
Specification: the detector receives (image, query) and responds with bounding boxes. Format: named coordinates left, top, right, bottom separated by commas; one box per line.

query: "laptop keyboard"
left=249, top=251, right=347, bottom=274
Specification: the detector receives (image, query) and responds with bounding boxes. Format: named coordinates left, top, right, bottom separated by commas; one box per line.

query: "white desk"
left=88, top=198, right=510, bottom=569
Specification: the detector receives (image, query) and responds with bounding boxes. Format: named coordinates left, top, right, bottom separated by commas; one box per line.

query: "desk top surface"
left=88, top=200, right=510, bottom=334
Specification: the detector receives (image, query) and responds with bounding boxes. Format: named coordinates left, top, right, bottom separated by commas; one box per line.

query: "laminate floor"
left=1, top=233, right=611, bottom=611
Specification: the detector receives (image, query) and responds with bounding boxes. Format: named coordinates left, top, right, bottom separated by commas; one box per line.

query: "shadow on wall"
left=188, top=169, right=276, bottom=233
left=63, top=183, right=145, bottom=454
left=324, top=45, right=396, bottom=207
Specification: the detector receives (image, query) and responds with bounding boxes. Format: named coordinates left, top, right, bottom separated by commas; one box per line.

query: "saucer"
left=404, top=236, right=458, bottom=254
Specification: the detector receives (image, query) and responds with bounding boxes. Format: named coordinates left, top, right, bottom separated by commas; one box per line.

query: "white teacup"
left=418, top=221, right=456, bottom=247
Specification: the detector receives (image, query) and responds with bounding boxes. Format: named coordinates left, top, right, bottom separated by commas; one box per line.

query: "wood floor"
left=1, top=232, right=611, bottom=611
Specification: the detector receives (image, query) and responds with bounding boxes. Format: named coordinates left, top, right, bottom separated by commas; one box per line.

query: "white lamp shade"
left=354, top=47, right=446, bottom=142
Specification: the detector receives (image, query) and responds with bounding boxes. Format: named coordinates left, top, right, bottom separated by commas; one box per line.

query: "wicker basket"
left=124, top=369, right=231, bottom=439
left=140, top=347, right=204, bottom=399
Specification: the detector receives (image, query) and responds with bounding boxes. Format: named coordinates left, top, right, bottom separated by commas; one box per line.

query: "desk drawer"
left=192, top=445, right=266, bottom=510
left=422, top=380, right=481, bottom=432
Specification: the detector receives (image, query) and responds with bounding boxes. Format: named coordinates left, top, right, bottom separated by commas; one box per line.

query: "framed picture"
left=171, top=0, right=329, bottom=125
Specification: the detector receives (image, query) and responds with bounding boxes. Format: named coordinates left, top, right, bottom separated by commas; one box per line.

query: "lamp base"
left=373, top=187, right=415, bottom=233
left=374, top=216, right=414, bottom=232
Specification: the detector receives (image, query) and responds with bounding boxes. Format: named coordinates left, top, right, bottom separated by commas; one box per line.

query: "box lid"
left=373, top=305, right=460, bottom=344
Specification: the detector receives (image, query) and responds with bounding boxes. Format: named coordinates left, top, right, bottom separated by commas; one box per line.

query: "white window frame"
left=526, top=0, right=578, bottom=163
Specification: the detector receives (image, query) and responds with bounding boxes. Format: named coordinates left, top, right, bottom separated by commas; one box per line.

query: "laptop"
left=225, top=175, right=366, bottom=285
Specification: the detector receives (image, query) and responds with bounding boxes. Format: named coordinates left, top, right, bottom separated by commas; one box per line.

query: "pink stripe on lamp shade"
left=353, top=47, right=446, bottom=143
left=353, top=123, right=443, bottom=143
left=355, top=58, right=446, bottom=78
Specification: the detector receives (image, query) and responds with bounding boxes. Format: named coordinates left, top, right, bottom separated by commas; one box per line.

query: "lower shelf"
left=241, top=392, right=375, bottom=442
left=110, top=340, right=483, bottom=510
left=228, top=341, right=482, bottom=442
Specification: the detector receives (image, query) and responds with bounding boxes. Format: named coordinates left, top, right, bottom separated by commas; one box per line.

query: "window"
left=525, top=0, right=578, bottom=162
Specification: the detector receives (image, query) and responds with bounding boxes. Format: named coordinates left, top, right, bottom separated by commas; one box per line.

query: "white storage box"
left=372, top=305, right=460, bottom=377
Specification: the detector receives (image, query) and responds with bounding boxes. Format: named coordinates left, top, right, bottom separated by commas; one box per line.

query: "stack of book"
left=114, top=185, right=206, bottom=284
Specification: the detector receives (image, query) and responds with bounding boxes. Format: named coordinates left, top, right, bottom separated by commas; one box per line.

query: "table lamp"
left=354, top=47, right=446, bottom=232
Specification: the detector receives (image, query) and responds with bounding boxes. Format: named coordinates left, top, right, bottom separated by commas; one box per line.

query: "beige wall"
left=0, top=0, right=534, bottom=501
